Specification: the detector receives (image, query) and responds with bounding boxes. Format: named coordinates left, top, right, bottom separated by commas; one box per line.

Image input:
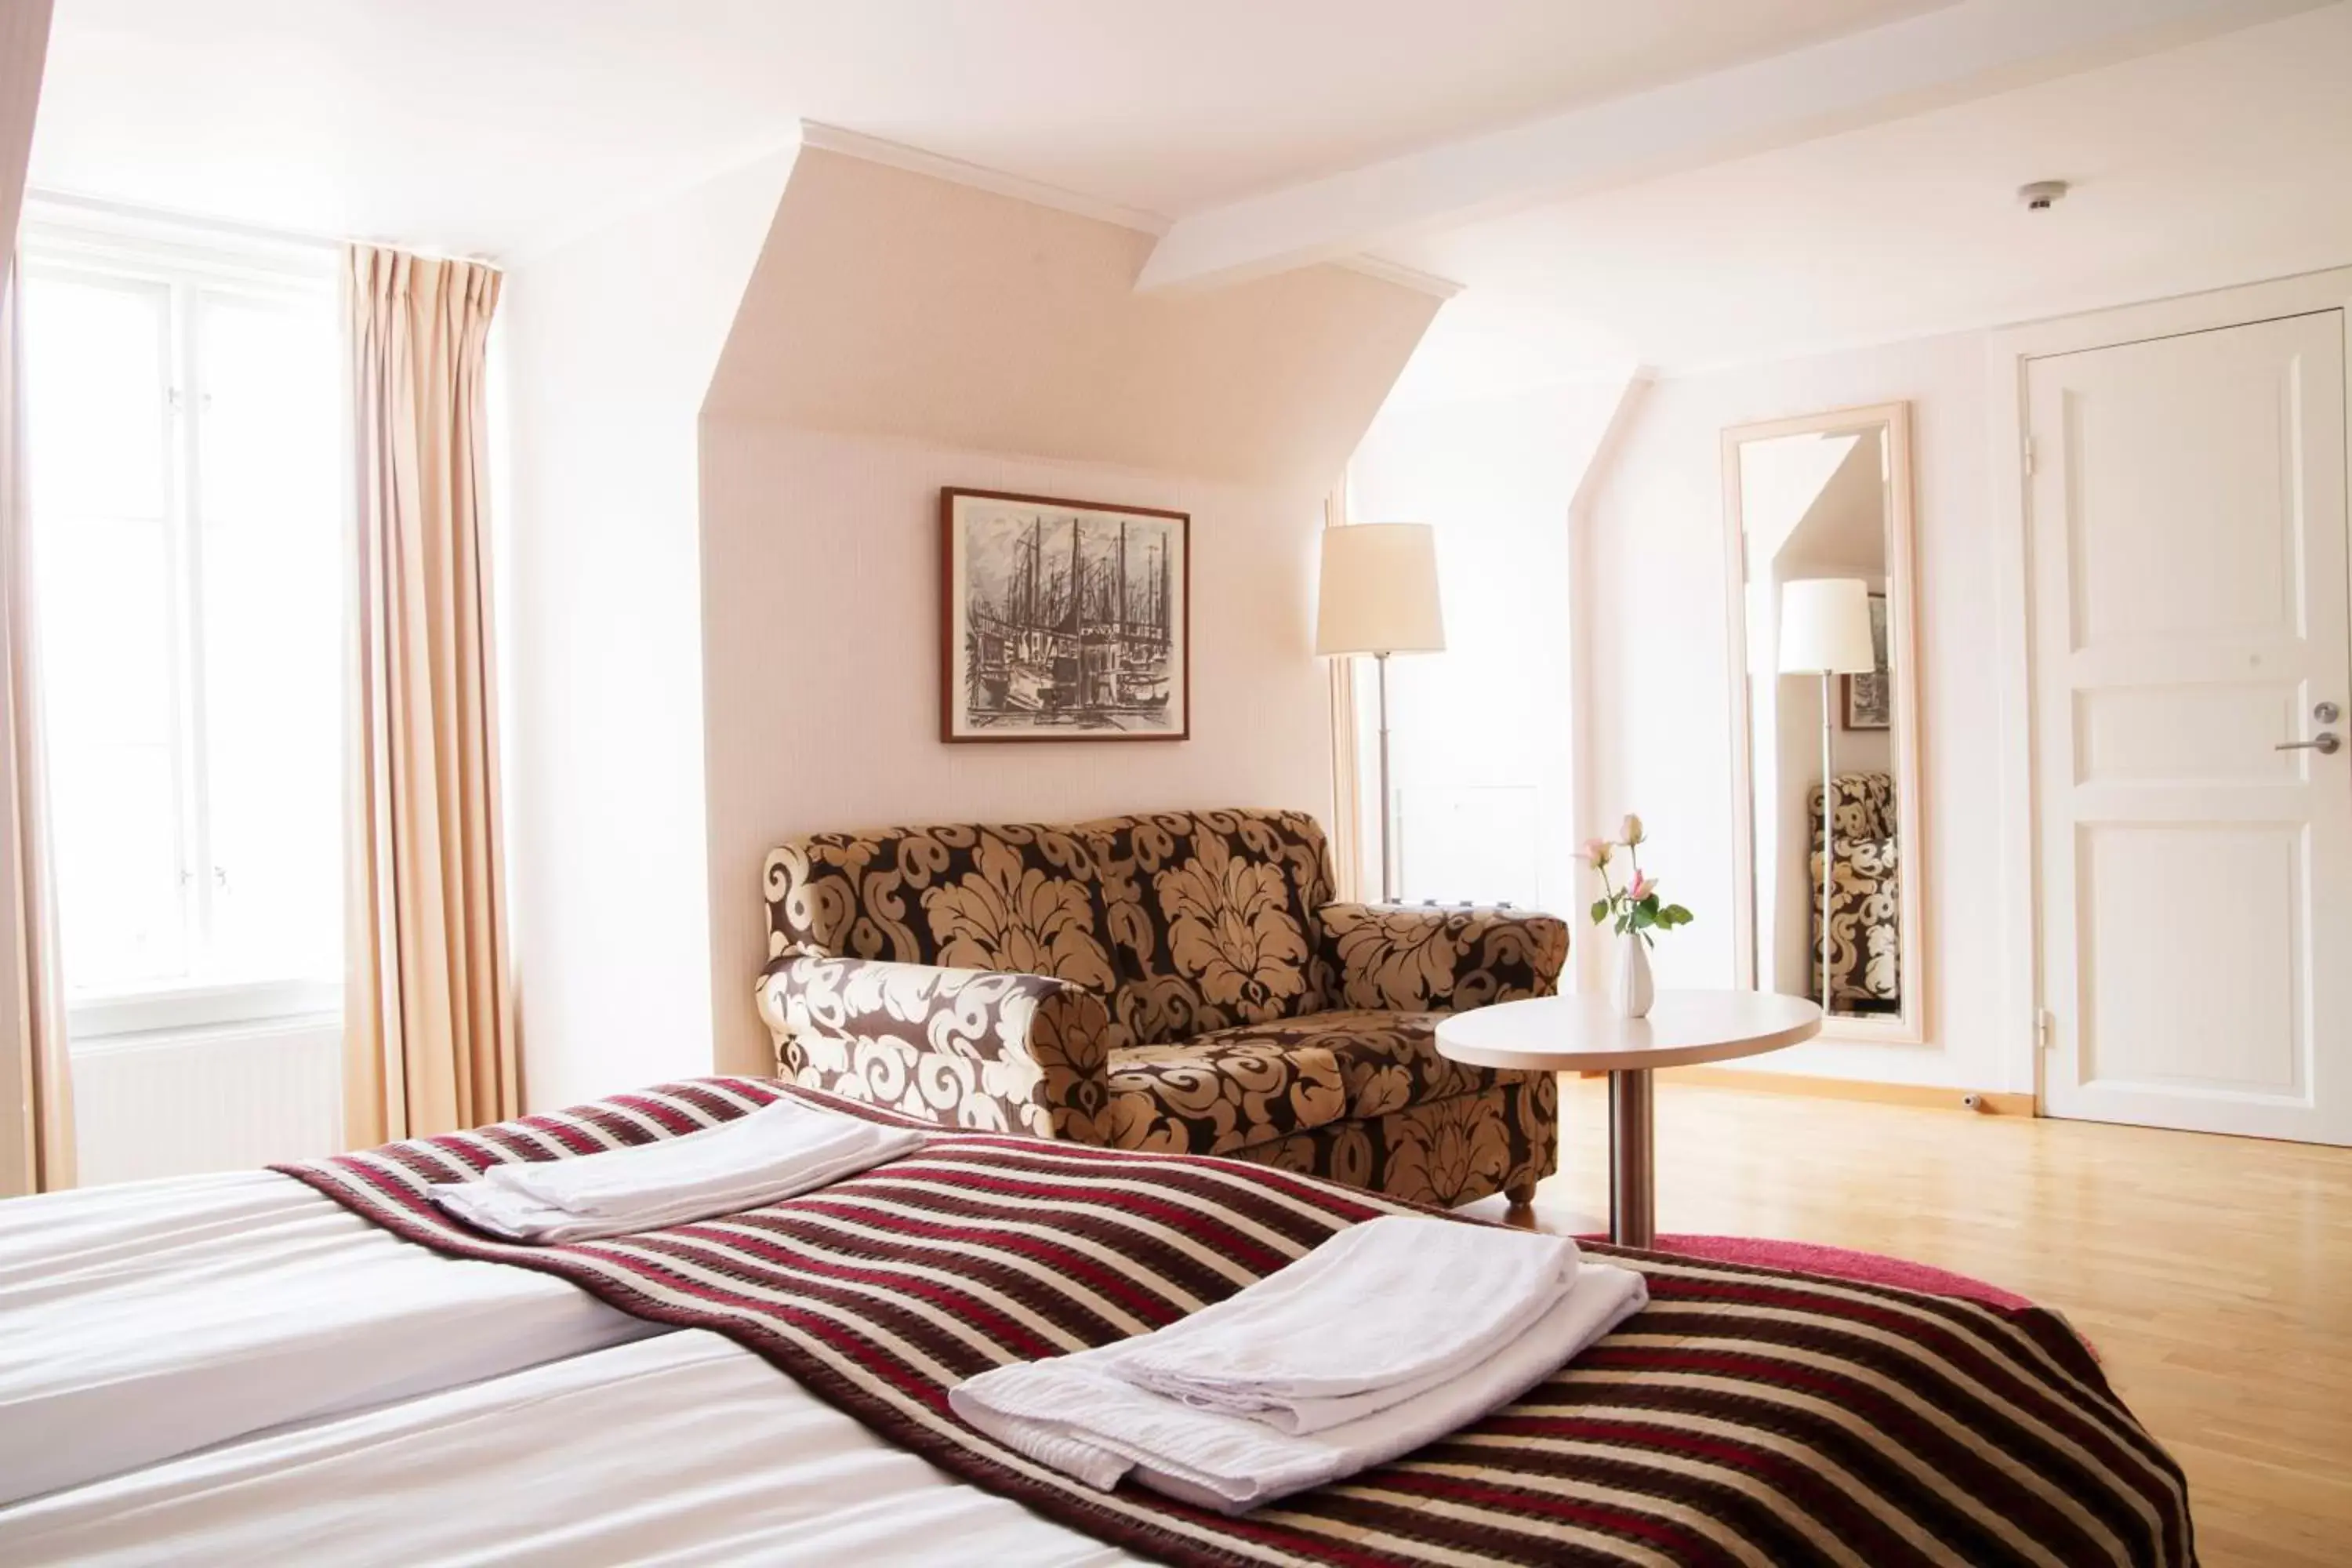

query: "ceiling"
left=1385, top=3, right=2352, bottom=375
left=26, top=1, right=2352, bottom=381
left=27, top=0, right=1934, bottom=256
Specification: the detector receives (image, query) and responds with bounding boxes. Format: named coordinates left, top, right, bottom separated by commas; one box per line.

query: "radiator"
left=71, top=1018, right=344, bottom=1186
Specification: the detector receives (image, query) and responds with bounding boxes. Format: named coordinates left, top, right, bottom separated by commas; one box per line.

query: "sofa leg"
left=1504, top=1178, right=1539, bottom=1207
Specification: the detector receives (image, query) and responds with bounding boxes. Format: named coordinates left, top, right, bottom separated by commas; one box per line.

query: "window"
left=20, top=226, right=343, bottom=1035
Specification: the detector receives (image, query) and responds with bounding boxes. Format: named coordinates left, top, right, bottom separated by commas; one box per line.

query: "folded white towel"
left=429, top=1101, right=925, bottom=1243
left=951, top=1256, right=1648, bottom=1515
left=1117, top=1215, right=1580, bottom=1432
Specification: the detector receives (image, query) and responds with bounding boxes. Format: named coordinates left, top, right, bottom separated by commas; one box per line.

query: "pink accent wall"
left=706, top=149, right=1434, bottom=492
left=694, top=154, right=1439, bottom=1076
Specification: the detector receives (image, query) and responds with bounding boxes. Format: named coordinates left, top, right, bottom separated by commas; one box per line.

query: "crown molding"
left=1330, top=254, right=1463, bottom=300
left=797, top=121, right=1171, bottom=236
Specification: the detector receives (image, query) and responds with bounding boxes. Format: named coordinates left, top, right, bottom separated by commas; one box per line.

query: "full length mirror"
left=1722, top=404, right=1922, bottom=1041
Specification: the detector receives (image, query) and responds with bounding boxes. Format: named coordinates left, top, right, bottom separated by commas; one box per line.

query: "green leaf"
left=1591, top=898, right=1610, bottom=925
left=1639, top=892, right=1661, bottom=916
left=1662, top=904, right=1693, bottom=927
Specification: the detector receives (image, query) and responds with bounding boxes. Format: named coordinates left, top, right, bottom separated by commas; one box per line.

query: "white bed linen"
left=0, top=1329, right=1140, bottom=1567
left=955, top=1261, right=1650, bottom=1515
left=0, top=1168, right=662, bottom=1505
left=437, top=1099, right=925, bottom=1241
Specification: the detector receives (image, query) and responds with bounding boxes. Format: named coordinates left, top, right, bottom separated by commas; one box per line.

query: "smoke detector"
left=2018, top=180, right=2069, bottom=212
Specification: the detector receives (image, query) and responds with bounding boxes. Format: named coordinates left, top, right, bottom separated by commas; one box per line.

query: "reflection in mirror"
left=1726, top=408, right=1918, bottom=1038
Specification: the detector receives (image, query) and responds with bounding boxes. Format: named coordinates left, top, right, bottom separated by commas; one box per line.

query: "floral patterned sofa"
left=756, top=808, right=1565, bottom=1208
left=1808, top=771, right=1900, bottom=1011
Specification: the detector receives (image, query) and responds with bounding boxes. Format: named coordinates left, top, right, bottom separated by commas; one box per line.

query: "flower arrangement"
left=1583, top=815, right=1694, bottom=948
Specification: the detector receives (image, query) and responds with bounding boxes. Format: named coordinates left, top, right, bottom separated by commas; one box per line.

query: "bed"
left=0, top=1078, right=2194, bottom=1566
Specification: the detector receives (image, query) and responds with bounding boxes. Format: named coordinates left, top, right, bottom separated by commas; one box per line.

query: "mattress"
left=0, top=1167, right=663, bottom=1505
left=0, top=1328, right=1136, bottom=1567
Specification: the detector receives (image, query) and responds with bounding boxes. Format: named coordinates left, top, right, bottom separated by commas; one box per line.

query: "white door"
left=2029, top=310, right=2351, bottom=1144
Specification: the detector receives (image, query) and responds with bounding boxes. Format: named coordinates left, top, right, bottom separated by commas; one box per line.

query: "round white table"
left=1436, top=990, right=1821, bottom=1247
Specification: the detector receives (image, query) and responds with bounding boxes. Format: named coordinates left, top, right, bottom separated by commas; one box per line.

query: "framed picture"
left=1842, top=591, right=1892, bottom=731
left=940, top=488, right=1189, bottom=742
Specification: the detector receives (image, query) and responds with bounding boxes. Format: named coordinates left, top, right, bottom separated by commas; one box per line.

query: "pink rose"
left=1582, top=838, right=1613, bottom=868
left=1627, top=872, right=1653, bottom=902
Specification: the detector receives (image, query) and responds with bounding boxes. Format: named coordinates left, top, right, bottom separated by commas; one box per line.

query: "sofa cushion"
left=1182, top=1009, right=1516, bottom=1123
left=1102, top=1035, right=1347, bottom=1157
left=763, top=823, right=1118, bottom=998
left=1236, top=1073, right=1559, bottom=1208
left=1076, top=808, right=1339, bottom=1047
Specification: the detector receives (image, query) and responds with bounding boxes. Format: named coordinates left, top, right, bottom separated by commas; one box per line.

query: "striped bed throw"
left=277, top=1078, right=2192, bottom=1567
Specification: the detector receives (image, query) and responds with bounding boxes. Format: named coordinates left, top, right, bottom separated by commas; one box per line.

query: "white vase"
left=1613, top=933, right=1655, bottom=1018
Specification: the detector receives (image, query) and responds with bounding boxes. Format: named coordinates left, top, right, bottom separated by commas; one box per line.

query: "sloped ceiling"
left=702, top=149, right=1441, bottom=489
left=1385, top=2, right=2352, bottom=373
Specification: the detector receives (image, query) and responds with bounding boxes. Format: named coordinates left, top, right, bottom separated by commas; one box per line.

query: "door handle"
left=2276, top=732, right=2342, bottom=754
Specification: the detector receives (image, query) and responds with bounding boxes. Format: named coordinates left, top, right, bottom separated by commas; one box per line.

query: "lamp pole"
left=1819, top=669, right=1835, bottom=1014
left=1376, top=650, right=1395, bottom=904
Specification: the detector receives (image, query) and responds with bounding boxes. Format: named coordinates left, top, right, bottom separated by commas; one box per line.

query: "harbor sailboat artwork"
left=942, top=488, right=1189, bottom=742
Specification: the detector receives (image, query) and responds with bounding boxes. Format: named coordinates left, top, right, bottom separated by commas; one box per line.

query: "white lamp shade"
left=1777, top=577, right=1876, bottom=674
left=1315, top=522, right=1446, bottom=655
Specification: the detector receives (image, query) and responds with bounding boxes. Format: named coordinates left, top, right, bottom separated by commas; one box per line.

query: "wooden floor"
left=1473, top=1078, right=2352, bottom=1568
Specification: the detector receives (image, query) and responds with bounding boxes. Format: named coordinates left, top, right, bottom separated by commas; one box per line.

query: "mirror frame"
left=1719, top=401, right=1926, bottom=1045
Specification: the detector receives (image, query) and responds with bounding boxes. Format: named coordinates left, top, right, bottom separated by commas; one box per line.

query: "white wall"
left=498, top=147, right=794, bottom=1111
left=1581, top=332, right=2014, bottom=1090
left=698, top=423, right=1339, bottom=1076
left=1345, top=379, right=1625, bottom=917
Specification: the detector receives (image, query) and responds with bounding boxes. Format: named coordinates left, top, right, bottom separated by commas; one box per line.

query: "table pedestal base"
left=1608, top=1068, right=1656, bottom=1248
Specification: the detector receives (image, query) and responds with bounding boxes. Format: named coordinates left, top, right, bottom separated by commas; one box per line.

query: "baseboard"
left=1643, top=1066, right=2036, bottom=1117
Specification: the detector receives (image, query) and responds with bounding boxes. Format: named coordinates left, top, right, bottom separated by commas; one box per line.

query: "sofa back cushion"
left=1075, top=808, right=1338, bottom=1047
left=1809, top=771, right=1896, bottom=847
left=764, top=822, right=1120, bottom=1000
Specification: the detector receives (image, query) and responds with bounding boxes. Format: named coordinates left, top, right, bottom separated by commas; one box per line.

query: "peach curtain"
left=343, top=245, right=516, bottom=1145
left=1322, top=481, right=1364, bottom=903
left=0, top=263, right=73, bottom=1192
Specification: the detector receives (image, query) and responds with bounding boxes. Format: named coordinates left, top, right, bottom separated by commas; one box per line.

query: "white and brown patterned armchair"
left=756, top=808, right=1564, bottom=1208
left=1808, top=772, right=1900, bottom=1012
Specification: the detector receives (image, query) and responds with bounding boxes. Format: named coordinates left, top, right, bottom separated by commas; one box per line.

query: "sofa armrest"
left=1317, top=903, right=1569, bottom=1014
left=757, top=956, right=1112, bottom=1142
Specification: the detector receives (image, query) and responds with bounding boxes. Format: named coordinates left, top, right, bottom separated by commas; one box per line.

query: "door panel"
left=2078, top=822, right=2300, bottom=1094
left=2031, top=310, right=2350, bottom=1143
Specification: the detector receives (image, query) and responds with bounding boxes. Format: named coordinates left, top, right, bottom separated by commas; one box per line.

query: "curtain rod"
left=26, top=188, right=347, bottom=252
left=24, top=189, right=501, bottom=267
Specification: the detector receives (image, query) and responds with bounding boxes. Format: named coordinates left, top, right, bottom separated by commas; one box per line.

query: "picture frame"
left=940, top=487, right=1190, bottom=743
left=1842, top=591, right=1892, bottom=731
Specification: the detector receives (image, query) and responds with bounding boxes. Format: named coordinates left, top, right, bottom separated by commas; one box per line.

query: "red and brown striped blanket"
left=276, top=1078, right=2193, bottom=1568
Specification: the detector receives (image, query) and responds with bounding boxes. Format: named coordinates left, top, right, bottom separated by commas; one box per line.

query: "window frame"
left=20, top=208, right=345, bottom=1042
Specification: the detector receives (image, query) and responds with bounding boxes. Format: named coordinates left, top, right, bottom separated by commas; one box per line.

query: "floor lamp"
left=1315, top=522, right=1446, bottom=904
left=1777, top=578, right=1877, bottom=1014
